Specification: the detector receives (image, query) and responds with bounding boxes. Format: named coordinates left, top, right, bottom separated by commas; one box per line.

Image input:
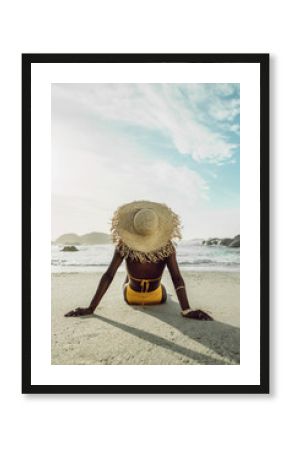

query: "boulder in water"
left=202, top=235, right=240, bottom=248
left=220, top=238, right=233, bottom=246
left=228, top=235, right=240, bottom=248
left=204, top=238, right=220, bottom=246
left=61, top=245, right=79, bottom=252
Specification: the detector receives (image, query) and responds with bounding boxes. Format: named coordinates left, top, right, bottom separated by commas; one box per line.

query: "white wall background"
left=0, top=1, right=285, bottom=449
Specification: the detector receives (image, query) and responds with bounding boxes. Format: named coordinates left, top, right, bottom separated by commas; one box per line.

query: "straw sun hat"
left=110, top=200, right=182, bottom=262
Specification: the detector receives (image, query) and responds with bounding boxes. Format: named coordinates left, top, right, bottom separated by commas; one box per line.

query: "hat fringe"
left=110, top=203, right=182, bottom=263
left=116, top=240, right=177, bottom=263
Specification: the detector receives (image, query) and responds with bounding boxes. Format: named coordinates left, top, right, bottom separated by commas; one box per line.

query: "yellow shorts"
left=124, top=284, right=163, bottom=305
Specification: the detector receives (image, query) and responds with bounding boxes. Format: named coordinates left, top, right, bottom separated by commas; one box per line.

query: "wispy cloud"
left=51, top=83, right=240, bottom=238
left=52, top=126, right=209, bottom=238
left=52, top=83, right=239, bottom=164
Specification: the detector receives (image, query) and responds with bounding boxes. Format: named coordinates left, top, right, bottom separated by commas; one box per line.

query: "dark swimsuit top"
left=127, top=272, right=162, bottom=293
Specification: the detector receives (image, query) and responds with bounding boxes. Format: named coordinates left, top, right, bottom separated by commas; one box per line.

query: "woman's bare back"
left=125, top=258, right=166, bottom=279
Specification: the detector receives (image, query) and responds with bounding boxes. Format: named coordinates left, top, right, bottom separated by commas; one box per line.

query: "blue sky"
left=51, top=83, right=240, bottom=240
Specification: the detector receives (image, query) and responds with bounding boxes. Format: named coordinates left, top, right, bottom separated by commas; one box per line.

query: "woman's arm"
left=65, top=248, right=124, bottom=317
left=166, top=250, right=213, bottom=320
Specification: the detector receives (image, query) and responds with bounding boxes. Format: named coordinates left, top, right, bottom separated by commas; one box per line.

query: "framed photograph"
left=22, top=53, right=269, bottom=394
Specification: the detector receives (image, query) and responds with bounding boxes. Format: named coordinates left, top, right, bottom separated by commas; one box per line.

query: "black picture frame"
left=22, top=53, right=269, bottom=394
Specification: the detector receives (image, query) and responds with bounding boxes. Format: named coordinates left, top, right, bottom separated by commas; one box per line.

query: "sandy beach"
left=51, top=270, right=240, bottom=365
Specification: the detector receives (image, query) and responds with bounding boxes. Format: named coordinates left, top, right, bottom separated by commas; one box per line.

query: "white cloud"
left=51, top=83, right=239, bottom=239
left=208, top=97, right=240, bottom=122
left=52, top=138, right=209, bottom=238
left=229, top=123, right=240, bottom=134
left=213, top=83, right=237, bottom=97
left=52, top=83, right=239, bottom=164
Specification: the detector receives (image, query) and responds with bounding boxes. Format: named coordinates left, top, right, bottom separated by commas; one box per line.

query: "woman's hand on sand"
left=65, top=307, right=94, bottom=317
left=183, top=309, right=213, bottom=321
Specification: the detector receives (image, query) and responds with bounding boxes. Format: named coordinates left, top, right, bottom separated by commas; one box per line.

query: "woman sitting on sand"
left=65, top=200, right=213, bottom=320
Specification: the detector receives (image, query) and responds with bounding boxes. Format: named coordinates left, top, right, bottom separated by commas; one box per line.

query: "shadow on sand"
left=81, top=295, right=240, bottom=365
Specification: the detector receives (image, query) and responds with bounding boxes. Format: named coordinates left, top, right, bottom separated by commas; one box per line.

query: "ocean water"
left=51, top=239, right=240, bottom=273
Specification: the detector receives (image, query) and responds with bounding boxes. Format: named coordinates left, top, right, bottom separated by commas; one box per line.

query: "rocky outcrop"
left=202, top=235, right=240, bottom=248
left=228, top=235, right=240, bottom=247
left=220, top=238, right=233, bottom=246
left=61, top=245, right=79, bottom=252
left=202, top=238, right=221, bottom=246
